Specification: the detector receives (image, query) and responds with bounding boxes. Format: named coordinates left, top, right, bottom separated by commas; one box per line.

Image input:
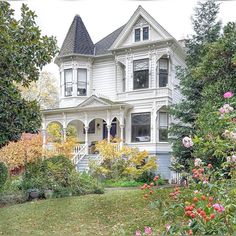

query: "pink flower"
left=224, top=91, right=234, bottom=99
left=135, top=230, right=142, bottom=236
left=213, top=203, right=225, bottom=213
left=219, top=107, right=225, bottom=114
left=144, top=227, right=153, bottom=235
left=165, top=224, right=171, bottom=232
left=182, top=137, right=194, bottom=148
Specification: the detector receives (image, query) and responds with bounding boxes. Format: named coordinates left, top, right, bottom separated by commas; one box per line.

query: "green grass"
left=102, top=180, right=144, bottom=188
left=0, top=189, right=171, bottom=236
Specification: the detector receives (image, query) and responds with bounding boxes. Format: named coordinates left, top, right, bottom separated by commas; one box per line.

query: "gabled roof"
left=59, top=15, right=94, bottom=57
left=95, top=25, right=126, bottom=55
left=109, top=5, right=174, bottom=51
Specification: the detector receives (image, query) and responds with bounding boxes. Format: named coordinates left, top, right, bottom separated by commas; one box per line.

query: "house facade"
left=42, top=6, right=185, bottom=180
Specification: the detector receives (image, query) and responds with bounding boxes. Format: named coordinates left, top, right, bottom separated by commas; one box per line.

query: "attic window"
left=135, top=28, right=141, bottom=42
left=143, top=27, right=149, bottom=40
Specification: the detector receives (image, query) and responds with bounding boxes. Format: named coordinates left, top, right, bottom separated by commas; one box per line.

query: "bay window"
left=133, top=59, right=149, bottom=90
left=159, top=112, right=168, bottom=142
left=64, top=69, right=73, bottom=97
left=77, top=68, right=87, bottom=96
left=159, top=58, right=168, bottom=87
left=131, top=113, right=150, bottom=142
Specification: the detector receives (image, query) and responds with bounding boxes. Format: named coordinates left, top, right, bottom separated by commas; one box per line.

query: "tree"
left=169, top=0, right=221, bottom=169
left=19, top=71, right=59, bottom=109
left=192, top=23, right=236, bottom=166
left=0, top=2, right=58, bottom=147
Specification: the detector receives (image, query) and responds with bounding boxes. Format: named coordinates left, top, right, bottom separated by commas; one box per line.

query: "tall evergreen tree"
left=169, top=0, right=221, bottom=169
left=0, top=2, right=58, bottom=147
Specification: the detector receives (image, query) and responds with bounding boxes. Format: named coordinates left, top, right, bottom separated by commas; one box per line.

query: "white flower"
left=194, top=158, right=202, bottom=167
left=182, top=137, right=194, bottom=148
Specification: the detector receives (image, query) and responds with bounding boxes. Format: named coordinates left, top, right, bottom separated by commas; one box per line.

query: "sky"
left=9, top=0, right=236, bottom=79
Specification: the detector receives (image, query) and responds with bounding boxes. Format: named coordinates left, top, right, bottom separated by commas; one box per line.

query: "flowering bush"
left=137, top=91, right=236, bottom=235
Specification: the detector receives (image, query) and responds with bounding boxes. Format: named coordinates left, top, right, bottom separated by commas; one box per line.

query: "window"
left=143, top=27, right=149, bottom=40
left=64, top=69, right=73, bottom=96
left=77, top=69, right=87, bottom=96
left=135, top=28, right=141, bottom=42
left=131, top=113, right=151, bottom=142
left=159, top=112, right=168, bottom=142
left=133, top=59, right=149, bottom=90
left=84, top=120, right=95, bottom=134
left=159, top=58, right=168, bottom=87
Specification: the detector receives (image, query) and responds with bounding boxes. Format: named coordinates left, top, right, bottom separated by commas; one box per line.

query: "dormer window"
left=135, top=28, right=141, bottom=42
left=77, top=68, right=87, bottom=96
left=134, top=26, right=149, bottom=42
left=143, top=27, right=149, bottom=40
left=64, top=69, right=73, bottom=97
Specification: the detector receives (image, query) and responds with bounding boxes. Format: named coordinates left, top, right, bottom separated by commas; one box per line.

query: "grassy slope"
left=0, top=189, right=170, bottom=236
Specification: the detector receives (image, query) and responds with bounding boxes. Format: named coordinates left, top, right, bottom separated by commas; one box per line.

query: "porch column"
left=107, top=125, right=111, bottom=143
left=42, top=129, right=47, bottom=150
left=120, top=124, right=124, bottom=148
left=63, top=128, right=67, bottom=142
left=84, top=126, right=89, bottom=154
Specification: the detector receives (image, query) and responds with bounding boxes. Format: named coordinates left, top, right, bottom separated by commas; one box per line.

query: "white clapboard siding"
left=92, top=58, right=116, bottom=99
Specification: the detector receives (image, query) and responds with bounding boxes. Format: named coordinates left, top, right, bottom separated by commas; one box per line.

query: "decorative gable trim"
left=78, top=95, right=110, bottom=108
left=109, top=5, right=173, bottom=51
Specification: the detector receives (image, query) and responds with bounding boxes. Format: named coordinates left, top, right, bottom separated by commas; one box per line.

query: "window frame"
left=133, top=59, right=149, bottom=90
left=131, top=112, right=151, bottom=143
left=64, top=69, right=73, bottom=97
left=158, top=58, right=169, bottom=88
left=142, top=26, right=149, bottom=41
left=134, top=28, right=141, bottom=42
left=158, top=112, right=169, bottom=142
left=77, top=68, right=87, bottom=96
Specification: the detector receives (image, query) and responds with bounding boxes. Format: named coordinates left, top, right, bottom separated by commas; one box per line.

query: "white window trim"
left=133, top=25, right=150, bottom=43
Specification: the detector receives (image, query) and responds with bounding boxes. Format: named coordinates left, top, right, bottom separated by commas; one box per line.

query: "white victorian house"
left=42, top=6, right=185, bottom=180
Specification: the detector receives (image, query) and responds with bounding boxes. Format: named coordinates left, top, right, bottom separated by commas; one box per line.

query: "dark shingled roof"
left=95, top=25, right=126, bottom=55
left=59, top=15, right=94, bottom=56
left=58, top=15, right=125, bottom=57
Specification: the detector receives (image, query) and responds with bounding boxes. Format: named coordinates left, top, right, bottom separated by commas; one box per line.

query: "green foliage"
left=42, top=155, right=74, bottom=188
left=169, top=0, right=222, bottom=169
left=0, top=162, right=8, bottom=189
left=0, top=2, right=58, bottom=147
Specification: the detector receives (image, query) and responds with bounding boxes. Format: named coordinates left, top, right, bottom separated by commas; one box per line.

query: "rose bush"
left=137, top=92, right=236, bottom=235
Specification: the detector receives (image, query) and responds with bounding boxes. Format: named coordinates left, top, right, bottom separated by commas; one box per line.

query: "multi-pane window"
left=143, top=27, right=149, bottom=40
left=159, top=58, right=168, bottom=87
left=131, top=113, right=151, bottom=142
left=159, top=112, right=168, bottom=142
left=135, top=28, right=141, bottom=42
left=64, top=69, right=73, bottom=97
left=133, top=59, right=149, bottom=90
left=77, top=69, right=87, bottom=96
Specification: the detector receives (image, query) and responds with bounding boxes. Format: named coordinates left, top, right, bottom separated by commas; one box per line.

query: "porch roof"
left=42, top=95, right=132, bottom=115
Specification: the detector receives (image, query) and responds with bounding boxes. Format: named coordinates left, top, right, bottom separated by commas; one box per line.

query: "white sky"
left=10, top=0, right=236, bottom=79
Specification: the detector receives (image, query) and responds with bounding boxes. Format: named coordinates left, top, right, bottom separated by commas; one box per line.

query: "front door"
left=103, top=123, right=117, bottom=139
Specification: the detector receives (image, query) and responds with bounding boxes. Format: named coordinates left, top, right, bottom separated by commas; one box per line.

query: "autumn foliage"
left=0, top=133, right=43, bottom=171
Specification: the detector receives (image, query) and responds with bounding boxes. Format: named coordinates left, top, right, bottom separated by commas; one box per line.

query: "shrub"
left=0, top=162, right=8, bottom=190
left=42, top=155, right=74, bottom=188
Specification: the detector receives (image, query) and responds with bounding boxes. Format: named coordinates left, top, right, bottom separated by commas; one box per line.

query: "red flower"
left=201, top=195, right=206, bottom=201
left=153, top=176, right=159, bottom=181
left=187, top=229, right=193, bottom=235
left=208, top=197, right=214, bottom=202
left=210, top=213, right=215, bottom=219
left=150, top=182, right=154, bottom=187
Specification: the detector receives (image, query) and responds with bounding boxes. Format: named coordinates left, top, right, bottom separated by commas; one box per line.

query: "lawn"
left=0, top=189, right=171, bottom=236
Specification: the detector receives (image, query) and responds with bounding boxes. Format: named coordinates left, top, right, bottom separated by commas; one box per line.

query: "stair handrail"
left=72, top=144, right=87, bottom=165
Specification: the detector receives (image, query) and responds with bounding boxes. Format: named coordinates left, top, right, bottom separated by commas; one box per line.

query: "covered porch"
left=41, top=95, right=132, bottom=155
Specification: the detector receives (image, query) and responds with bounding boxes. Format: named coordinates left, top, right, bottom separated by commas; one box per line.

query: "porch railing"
left=72, top=144, right=87, bottom=165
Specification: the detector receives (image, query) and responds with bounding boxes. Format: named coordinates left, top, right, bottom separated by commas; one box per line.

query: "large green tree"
left=169, top=0, right=221, bottom=169
left=193, top=23, right=236, bottom=166
left=0, top=2, right=58, bottom=147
